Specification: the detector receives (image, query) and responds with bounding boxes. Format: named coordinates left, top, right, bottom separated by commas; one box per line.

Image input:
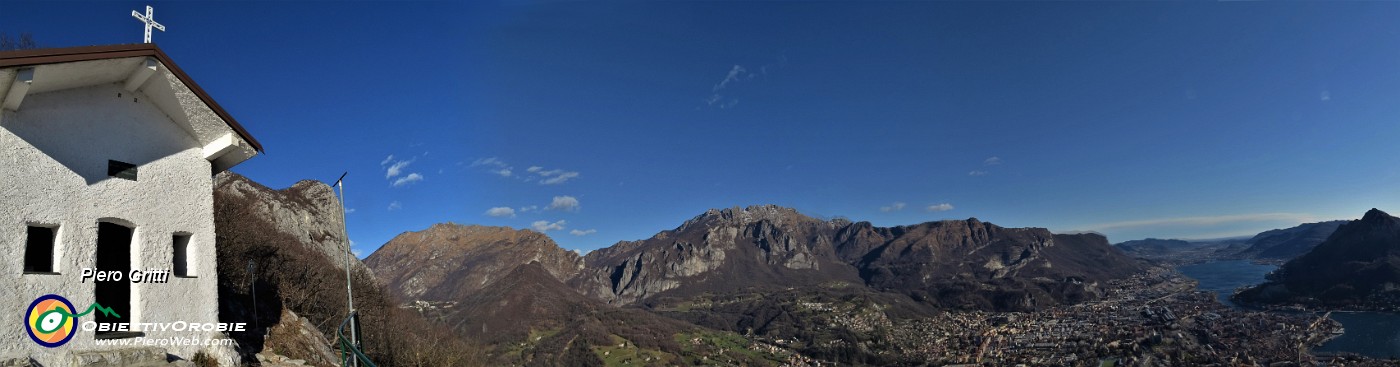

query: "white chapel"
left=0, top=43, right=261, bottom=365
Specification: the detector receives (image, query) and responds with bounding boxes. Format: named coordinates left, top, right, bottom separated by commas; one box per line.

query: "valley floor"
left=741, top=267, right=1385, bottom=366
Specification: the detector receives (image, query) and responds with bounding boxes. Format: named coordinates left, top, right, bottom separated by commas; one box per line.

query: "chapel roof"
left=0, top=43, right=263, bottom=153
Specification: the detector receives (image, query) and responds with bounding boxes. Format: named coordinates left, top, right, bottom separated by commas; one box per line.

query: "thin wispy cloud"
left=548, top=196, right=580, bottom=211
left=475, top=159, right=580, bottom=185
left=880, top=202, right=907, bottom=212
left=968, top=155, right=1002, bottom=177
left=703, top=55, right=787, bottom=110
left=534, top=168, right=580, bottom=185
left=345, top=208, right=356, bottom=214
left=715, top=65, right=748, bottom=91
left=1320, top=90, right=1331, bottom=101
left=471, top=157, right=509, bottom=168
left=519, top=205, right=539, bottom=213
left=532, top=220, right=566, bottom=232
left=485, top=207, right=516, bottom=218
left=391, top=173, right=423, bottom=187
left=473, top=157, right=516, bottom=179
left=1085, top=213, right=1314, bottom=232
left=926, top=203, right=955, bottom=212
left=387, top=201, right=402, bottom=211
left=569, top=229, right=597, bottom=236
left=706, top=66, right=748, bottom=109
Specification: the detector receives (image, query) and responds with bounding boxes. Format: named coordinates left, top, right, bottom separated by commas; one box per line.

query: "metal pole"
left=247, top=260, right=257, bottom=330
left=333, top=172, right=359, bottom=366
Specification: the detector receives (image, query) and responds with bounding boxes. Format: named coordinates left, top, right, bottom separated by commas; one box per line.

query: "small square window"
left=24, top=225, right=56, bottom=273
left=108, top=160, right=137, bottom=181
left=173, top=234, right=192, bottom=277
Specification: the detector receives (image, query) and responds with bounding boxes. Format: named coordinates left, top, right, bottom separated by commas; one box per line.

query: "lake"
left=1177, top=260, right=1400, bottom=359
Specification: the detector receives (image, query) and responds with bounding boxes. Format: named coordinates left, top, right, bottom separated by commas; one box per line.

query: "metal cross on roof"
left=131, top=5, right=165, bottom=44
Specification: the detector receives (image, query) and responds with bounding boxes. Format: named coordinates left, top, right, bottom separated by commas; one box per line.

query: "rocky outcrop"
left=0, top=356, right=32, bottom=367
left=364, top=224, right=583, bottom=302
left=259, top=309, right=337, bottom=367
left=213, top=172, right=368, bottom=276
left=212, top=172, right=402, bottom=365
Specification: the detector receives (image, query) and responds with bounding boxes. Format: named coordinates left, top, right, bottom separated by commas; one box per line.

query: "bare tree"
left=0, top=33, right=38, bottom=51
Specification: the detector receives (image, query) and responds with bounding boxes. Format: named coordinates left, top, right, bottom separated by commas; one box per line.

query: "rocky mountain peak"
left=1333, top=208, right=1399, bottom=244
left=700, top=204, right=811, bottom=223
left=214, top=172, right=359, bottom=273
left=1323, top=209, right=1400, bottom=248
left=364, top=223, right=582, bottom=302
left=677, top=205, right=842, bottom=234
left=1361, top=208, right=1393, bottom=223
left=403, top=223, right=554, bottom=246
left=289, top=179, right=336, bottom=196
left=1236, top=208, right=1400, bottom=310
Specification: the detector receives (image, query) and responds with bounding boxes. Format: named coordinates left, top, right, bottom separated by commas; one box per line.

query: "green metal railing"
left=337, top=311, right=375, bottom=367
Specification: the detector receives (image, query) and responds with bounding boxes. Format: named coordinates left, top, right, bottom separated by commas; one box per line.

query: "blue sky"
left=7, top=2, right=1400, bottom=255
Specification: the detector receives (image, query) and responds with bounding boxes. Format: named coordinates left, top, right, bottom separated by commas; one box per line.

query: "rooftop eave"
left=203, top=132, right=258, bottom=173
left=0, top=43, right=263, bottom=153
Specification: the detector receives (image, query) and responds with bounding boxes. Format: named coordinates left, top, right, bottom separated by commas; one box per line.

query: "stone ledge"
left=0, top=355, right=35, bottom=367
left=68, top=347, right=167, bottom=367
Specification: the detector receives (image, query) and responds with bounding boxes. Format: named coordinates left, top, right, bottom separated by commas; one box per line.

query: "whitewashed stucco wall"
left=0, top=83, right=233, bottom=365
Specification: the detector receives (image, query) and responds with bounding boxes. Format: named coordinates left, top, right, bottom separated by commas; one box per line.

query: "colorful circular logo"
left=26, top=294, right=77, bottom=348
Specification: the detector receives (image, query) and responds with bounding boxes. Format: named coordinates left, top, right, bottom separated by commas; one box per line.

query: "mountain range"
left=369, top=205, right=1145, bottom=314
left=1231, top=220, right=1348, bottom=260
left=1113, top=220, right=1349, bottom=264
left=209, top=171, right=1400, bottom=366
left=217, top=171, right=1400, bottom=365
left=1234, top=208, right=1400, bottom=312
left=1113, top=238, right=1243, bottom=264
left=361, top=205, right=1149, bottom=363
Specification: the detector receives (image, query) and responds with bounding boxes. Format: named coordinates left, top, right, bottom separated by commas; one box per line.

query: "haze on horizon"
left=5, top=1, right=1398, bottom=254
